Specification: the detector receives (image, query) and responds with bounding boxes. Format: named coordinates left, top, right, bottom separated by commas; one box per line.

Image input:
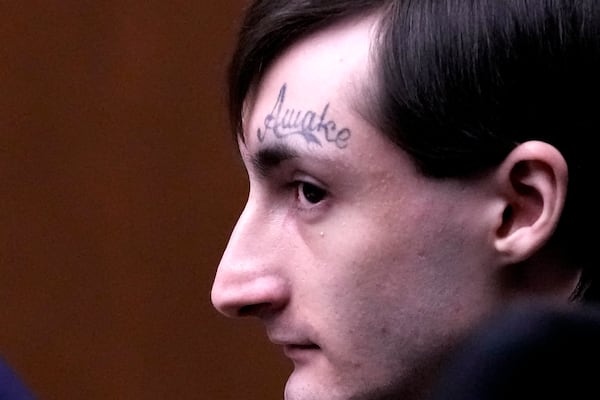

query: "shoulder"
left=430, top=302, right=600, bottom=400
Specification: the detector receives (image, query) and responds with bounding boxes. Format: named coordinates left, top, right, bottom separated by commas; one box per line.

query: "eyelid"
left=291, top=172, right=328, bottom=192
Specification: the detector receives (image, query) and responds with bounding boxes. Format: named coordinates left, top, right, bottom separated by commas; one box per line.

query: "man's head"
left=212, top=1, right=600, bottom=399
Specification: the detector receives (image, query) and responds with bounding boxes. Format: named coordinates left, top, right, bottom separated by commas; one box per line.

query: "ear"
left=493, top=141, right=568, bottom=264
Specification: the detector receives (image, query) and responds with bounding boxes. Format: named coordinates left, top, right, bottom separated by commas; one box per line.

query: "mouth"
left=268, top=328, right=321, bottom=362
left=282, top=343, right=321, bottom=362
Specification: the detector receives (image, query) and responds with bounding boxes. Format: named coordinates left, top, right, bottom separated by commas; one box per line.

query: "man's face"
left=212, top=15, right=500, bottom=400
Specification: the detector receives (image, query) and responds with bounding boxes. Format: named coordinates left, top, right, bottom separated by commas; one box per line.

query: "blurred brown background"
left=0, top=1, right=290, bottom=399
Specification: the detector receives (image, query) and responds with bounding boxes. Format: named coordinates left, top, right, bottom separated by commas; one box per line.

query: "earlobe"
left=493, top=141, right=568, bottom=264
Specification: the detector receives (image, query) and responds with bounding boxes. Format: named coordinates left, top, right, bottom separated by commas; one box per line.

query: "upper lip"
left=269, top=336, right=317, bottom=348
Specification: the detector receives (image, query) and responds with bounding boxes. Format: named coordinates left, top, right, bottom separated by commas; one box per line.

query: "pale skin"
left=211, top=13, right=579, bottom=400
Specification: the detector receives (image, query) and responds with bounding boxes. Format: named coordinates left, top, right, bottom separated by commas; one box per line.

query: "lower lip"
left=283, top=344, right=320, bottom=362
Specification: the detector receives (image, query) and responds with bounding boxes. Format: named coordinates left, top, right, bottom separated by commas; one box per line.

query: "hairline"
left=231, top=3, right=391, bottom=144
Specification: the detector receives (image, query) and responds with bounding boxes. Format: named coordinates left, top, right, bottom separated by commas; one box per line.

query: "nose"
left=211, top=202, right=290, bottom=318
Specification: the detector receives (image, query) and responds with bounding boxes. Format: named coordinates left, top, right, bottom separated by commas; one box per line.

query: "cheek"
left=300, top=212, right=428, bottom=311
left=293, top=176, right=489, bottom=306
left=311, top=198, right=483, bottom=314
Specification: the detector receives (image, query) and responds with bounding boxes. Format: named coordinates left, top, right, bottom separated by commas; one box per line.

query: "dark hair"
left=227, top=0, right=600, bottom=301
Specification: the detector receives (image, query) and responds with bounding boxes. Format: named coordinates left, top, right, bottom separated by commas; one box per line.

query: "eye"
left=297, top=181, right=327, bottom=205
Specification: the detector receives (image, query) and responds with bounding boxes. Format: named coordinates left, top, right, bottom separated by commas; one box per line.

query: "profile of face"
left=212, top=15, right=508, bottom=400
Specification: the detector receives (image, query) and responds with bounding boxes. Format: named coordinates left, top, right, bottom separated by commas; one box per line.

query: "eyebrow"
left=250, top=143, right=299, bottom=177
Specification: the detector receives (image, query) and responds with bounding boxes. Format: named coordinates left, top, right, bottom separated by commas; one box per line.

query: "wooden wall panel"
left=0, top=2, right=290, bottom=398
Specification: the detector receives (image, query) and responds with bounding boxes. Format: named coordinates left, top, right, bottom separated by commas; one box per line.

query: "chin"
left=284, top=369, right=342, bottom=400
left=284, top=371, right=374, bottom=400
left=284, top=366, right=421, bottom=400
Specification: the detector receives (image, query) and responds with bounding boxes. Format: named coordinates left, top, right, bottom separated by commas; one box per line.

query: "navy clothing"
left=0, top=358, right=35, bottom=400
left=430, top=302, right=600, bottom=399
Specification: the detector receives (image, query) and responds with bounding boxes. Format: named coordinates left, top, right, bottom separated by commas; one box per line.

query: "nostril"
left=238, top=303, right=271, bottom=317
left=238, top=304, right=256, bottom=316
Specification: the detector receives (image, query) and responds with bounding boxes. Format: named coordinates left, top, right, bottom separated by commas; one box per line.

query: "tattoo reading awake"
left=257, top=84, right=351, bottom=149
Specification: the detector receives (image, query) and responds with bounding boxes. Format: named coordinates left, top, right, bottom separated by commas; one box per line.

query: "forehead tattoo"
left=257, top=84, right=352, bottom=149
